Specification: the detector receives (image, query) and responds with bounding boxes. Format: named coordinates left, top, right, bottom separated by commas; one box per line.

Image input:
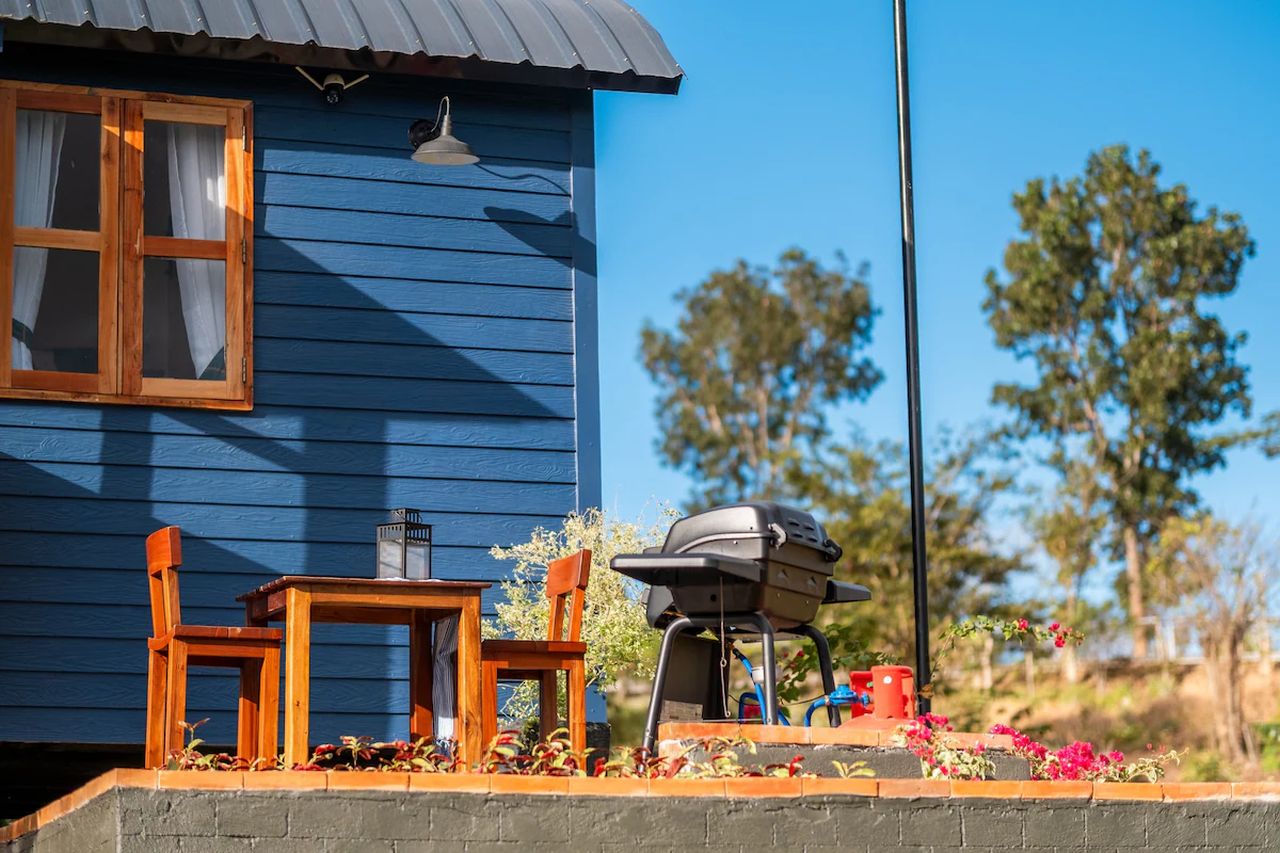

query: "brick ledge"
left=2, top=770, right=1276, bottom=843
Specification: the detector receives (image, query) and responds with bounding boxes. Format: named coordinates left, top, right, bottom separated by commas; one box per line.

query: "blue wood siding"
left=0, top=48, right=600, bottom=744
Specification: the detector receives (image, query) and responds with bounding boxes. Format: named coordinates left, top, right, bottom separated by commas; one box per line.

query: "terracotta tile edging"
left=566, top=776, right=650, bottom=797
left=950, top=780, right=1021, bottom=798
left=1230, top=782, right=1280, bottom=801
left=801, top=777, right=878, bottom=797
left=488, top=774, right=572, bottom=795
left=324, top=771, right=410, bottom=791
left=877, top=778, right=951, bottom=798
left=1019, top=780, right=1092, bottom=799
left=409, top=772, right=491, bottom=793
left=8, top=768, right=1277, bottom=845
left=723, top=776, right=803, bottom=798
left=1162, top=782, right=1232, bottom=801
left=1093, top=781, right=1163, bottom=801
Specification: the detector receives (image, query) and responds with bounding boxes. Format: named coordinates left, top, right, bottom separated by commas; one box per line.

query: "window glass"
left=143, top=121, right=226, bottom=240
left=143, top=256, right=226, bottom=380
left=12, top=247, right=98, bottom=372
left=14, top=110, right=99, bottom=229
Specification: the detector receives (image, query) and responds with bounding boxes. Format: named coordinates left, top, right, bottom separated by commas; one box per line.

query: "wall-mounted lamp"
left=408, top=97, right=479, bottom=166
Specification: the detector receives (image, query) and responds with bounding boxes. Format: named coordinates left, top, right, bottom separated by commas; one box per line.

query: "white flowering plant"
left=487, top=505, right=677, bottom=721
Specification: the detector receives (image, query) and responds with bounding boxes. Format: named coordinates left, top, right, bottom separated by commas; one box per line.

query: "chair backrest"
left=146, top=526, right=183, bottom=637
left=545, top=549, right=591, bottom=643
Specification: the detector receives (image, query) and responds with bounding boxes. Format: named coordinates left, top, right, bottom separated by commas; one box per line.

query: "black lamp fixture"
left=408, top=97, right=479, bottom=166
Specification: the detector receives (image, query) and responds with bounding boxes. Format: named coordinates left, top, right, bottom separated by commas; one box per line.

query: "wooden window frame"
left=0, top=80, right=253, bottom=410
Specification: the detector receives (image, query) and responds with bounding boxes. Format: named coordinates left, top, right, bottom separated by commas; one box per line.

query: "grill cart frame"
left=611, top=502, right=870, bottom=753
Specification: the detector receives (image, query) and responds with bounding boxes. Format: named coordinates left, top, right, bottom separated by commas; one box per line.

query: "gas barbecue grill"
left=611, top=501, right=870, bottom=751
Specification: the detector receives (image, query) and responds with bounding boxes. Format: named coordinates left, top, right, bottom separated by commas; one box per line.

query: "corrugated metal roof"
left=0, top=0, right=683, bottom=93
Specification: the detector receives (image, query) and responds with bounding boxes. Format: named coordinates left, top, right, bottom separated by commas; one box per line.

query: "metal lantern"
left=376, top=508, right=432, bottom=580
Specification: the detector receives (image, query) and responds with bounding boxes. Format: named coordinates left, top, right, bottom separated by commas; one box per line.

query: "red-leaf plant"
left=166, top=720, right=814, bottom=778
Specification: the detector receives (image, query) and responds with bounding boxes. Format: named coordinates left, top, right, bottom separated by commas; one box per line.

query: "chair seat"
left=149, top=624, right=283, bottom=651
left=482, top=639, right=586, bottom=655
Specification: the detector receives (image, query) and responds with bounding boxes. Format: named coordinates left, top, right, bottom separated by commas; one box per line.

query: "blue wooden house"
left=0, top=0, right=680, bottom=767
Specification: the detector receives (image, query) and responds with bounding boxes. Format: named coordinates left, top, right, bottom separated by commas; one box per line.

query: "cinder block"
left=215, top=793, right=288, bottom=838
left=1020, top=805, right=1083, bottom=847
left=427, top=794, right=501, bottom=842
left=119, top=790, right=216, bottom=837
left=1145, top=804, right=1207, bottom=848
left=961, top=802, right=1025, bottom=846
left=392, top=842, right=467, bottom=853
left=286, top=796, right=367, bottom=839
left=355, top=797, right=430, bottom=840
left=1206, top=803, right=1279, bottom=847
left=837, top=800, right=897, bottom=847
left=707, top=800, right=782, bottom=845
left=322, top=838, right=395, bottom=853
left=498, top=798, right=571, bottom=842
left=569, top=797, right=707, bottom=846
left=767, top=801, right=839, bottom=847
left=1086, top=805, right=1148, bottom=847
left=898, top=804, right=961, bottom=846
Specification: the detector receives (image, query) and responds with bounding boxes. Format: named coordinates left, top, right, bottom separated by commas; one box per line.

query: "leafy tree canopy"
left=640, top=248, right=880, bottom=506
left=788, top=431, right=1028, bottom=656
left=983, top=145, right=1264, bottom=651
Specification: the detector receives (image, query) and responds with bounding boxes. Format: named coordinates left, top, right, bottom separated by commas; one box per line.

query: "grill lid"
left=661, top=501, right=843, bottom=568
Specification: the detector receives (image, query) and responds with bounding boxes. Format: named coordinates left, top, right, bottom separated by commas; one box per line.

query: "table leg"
left=238, top=660, right=261, bottom=760
left=409, top=611, right=434, bottom=743
left=455, top=595, right=483, bottom=765
left=283, top=587, right=312, bottom=767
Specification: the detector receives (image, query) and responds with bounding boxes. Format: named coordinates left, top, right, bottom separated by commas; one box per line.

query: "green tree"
left=789, top=431, right=1027, bottom=664
left=1029, top=455, right=1106, bottom=682
left=640, top=248, right=880, bottom=506
left=983, top=145, right=1261, bottom=657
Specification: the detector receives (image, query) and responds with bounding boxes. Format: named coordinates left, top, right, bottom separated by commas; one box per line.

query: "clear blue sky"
left=591, top=0, right=1280, bottom=534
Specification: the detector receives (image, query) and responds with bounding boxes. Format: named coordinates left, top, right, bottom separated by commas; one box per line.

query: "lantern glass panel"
left=405, top=535, right=430, bottom=580
left=377, top=530, right=404, bottom=579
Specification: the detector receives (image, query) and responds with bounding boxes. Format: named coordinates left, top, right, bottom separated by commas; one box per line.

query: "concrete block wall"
left=5, top=784, right=1279, bottom=852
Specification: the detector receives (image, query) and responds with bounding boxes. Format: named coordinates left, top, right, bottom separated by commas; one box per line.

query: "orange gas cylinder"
left=869, top=665, right=916, bottom=720
left=847, top=670, right=874, bottom=718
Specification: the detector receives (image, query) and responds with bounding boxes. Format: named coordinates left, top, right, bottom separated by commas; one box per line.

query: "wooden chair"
left=144, top=526, right=283, bottom=767
left=481, top=549, right=591, bottom=753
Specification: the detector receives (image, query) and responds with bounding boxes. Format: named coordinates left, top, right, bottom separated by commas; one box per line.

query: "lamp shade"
left=410, top=112, right=479, bottom=166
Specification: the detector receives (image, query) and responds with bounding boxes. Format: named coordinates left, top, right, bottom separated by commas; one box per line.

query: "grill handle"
left=671, top=530, right=774, bottom=554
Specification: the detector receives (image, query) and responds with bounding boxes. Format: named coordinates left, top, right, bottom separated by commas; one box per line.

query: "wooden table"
left=237, top=576, right=490, bottom=766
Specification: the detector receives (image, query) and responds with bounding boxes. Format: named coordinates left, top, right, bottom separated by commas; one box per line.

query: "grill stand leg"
left=642, top=616, right=692, bottom=756
left=794, top=624, right=841, bottom=726
left=744, top=614, right=779, bottom=726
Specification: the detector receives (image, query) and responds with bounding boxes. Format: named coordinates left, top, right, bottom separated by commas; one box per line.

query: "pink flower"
left=1049, top=622, right=1060, bottom=631
left=1017, top=618, right=1029, bottom=630
left=1054, top=636, right=1066, bottom=648
left=918, top=712, right=952, bottom=731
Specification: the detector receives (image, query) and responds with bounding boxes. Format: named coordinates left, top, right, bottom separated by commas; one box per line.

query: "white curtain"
left=166, top=123, right=226, bottom=379
left=432, top=616, right=459, bottom=745
left=12, top=112, right=66, bottom=370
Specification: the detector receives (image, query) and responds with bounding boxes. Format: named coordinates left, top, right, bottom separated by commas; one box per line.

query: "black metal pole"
left=892, top=0, right=932, bottom=713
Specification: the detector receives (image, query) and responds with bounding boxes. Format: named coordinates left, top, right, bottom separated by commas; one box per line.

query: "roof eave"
left=0, top=20, right=683, bottom=96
